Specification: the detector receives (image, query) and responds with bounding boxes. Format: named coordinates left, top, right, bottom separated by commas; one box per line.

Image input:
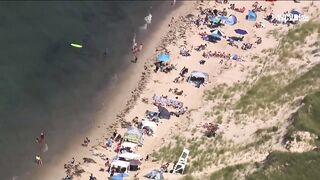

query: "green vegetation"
left=152, top=136, right=186, bottom=163
left=182, top=21, right=320, bottom=180
left=235, top=75, right=282, bottom=113
left=181, top=174, right=197, bottom=180
left=246, top=151, right=320, bottom=180
left=255, top=126, right=278, bottom=136
left=205, top=84, right=227, bottom=100
left=284, top=91, right=320, bottom=145
left=278, top=21, right=320, bottom=61
left=293, top=91, right=320, bottom=136
left=236, top=64, right=320, bottom=114
left=209, top=163, right=248, bottom=180
left=153, top=136, right=231, bottom=173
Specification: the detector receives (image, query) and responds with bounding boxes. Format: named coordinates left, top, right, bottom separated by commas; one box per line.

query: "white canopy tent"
left=109, top=160, right=130, bottom=173
left=188, top=71, right=209, bottom=88
left=141, top=120, right=157, bottom=132
left=121, top=141, right=138, bottom=149
left=118, top=152, right=140, bottom=160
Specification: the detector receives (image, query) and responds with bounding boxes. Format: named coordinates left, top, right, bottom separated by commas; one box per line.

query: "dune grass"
left=235, top=75, right=281, bottom=114
left=293, top=91, right=320, bottom=136
left=246, top=151, right=320, bottom=180
left=209, top=163, right=248, bottom=180
left=236, top=64, right=320, bottom=114
left=151, top=136, right=186, bottom=163
left=278, top=20, right=320, bottom=62
left=181, top=174, right=197, bottom=180
left=153, top=136, right=231, bottom=173
left=285, top=91, right=320, bottom=144
left=205, top=84, right=227, bottom=100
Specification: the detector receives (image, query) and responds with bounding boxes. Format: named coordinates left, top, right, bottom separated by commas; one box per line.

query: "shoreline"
left=30, top=2, right=192, bottom=180
left=30, top=0, right=320, bottom=180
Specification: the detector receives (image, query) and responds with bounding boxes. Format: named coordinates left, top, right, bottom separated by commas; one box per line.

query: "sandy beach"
left=31, top=1, right=320, bottom=180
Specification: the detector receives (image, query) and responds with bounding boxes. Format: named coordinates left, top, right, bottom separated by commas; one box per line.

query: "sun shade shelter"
left=109, top=160, right=130, bottom=173
left=234, top=28, right=248, bottom=35
left=123, top=127, right=143, bottom=145
left=129, top=159, right=142, bottom=171
left=225, top=15, right=237, bottom=25
left=210, top=29, right=224, bottom=40
left=188, top=71, right=209, bottom=87
left=158, top=106, right=171, bottom=119
left=157, top=53, right=170, bottom=62
left=118, top=152, right=140, bottom=160
left=209, top=16, right=222, bottom=24
left=141, top=120, right=157, bottom=132
left=144, top=170, right=164, bottom=180
left=246, top=10, right=257, bottom=21
left=121, top=141, right=138, bottom=149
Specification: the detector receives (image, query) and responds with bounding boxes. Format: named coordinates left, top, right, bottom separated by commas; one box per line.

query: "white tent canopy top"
left=141, top=120, right=157, bottom=131
left=118, top=152, right=140, bottom=160
left=190, top=71, right=209, bottom=80
left=110, top=160, right=130, bottom=173
left=111, top=160, right=130, bottom=168
left=121, top=141, right=138, bottom=149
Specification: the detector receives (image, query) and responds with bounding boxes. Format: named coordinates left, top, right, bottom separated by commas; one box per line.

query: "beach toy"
left=70, top=43, right=83, bottom=48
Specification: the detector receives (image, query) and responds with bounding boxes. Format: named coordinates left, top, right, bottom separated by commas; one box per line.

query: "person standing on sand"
left=105, top=158, right=110, bottom=170
left=89, top=173, right=95, bottom=180
left=106, top=137, right=113, bottom=149
left=112, top=130, right=117, bottom=139
left=132, top=54, right=138, bottom=63
left=138, top=43, right=143, bottom=52
left=110, top=168, right=115, bottom=177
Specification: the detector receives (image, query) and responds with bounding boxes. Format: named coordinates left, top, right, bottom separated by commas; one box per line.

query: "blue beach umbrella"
left=291, top=10, right=301, bottom=21
left=291, top=10, right=300, bottom=15
left=234, top=29, right=248, bottom=35
left=231, top=54, right=238, bottom=60
left=157, top=53, right=170, bottom=62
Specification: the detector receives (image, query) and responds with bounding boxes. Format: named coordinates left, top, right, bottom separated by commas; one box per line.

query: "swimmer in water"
left=40, top=132, right=45, bottom=143
left=35, top=155, right=43, bottom=166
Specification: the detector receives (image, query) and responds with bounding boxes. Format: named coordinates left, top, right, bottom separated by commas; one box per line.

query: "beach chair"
left=172, top=148, right=189, bottom=174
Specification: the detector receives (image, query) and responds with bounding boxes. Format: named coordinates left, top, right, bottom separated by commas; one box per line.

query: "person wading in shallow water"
left=132, top=54, right=138, bottom=63
left=35, top=132, right=49, bottom=152
left=40, top=132, right=45, bottom=143
left=35, top=155, right=43, bottom=166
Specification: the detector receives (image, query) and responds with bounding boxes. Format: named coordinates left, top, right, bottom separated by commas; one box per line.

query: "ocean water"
left=0, top=1, right=170, bottom=179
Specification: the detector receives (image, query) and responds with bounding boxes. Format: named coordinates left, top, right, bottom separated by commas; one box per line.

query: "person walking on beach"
left=106, top=137, right=113, bottom=149
left=112, top=130, right=117, bottom=139
left=138, top=43, right=143, bottom=52
left=89, top=173, right=95, bottom=180
left=132, top=54, right=138, bottom=63
left=35, top=155, right=43, bottom=166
